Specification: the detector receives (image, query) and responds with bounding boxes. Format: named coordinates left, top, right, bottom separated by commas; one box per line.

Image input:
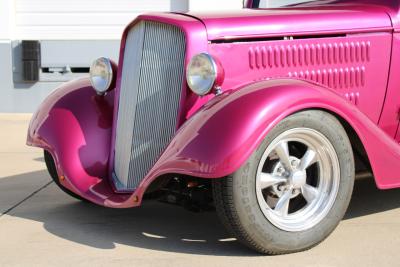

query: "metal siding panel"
left=15, top=0, right=172, bottom=13
left=14, top=0, right=176, bottom=39
left=40, top=40, right=120, bottom=67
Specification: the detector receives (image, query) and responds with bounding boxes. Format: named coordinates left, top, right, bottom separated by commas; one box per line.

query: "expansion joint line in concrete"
left=0, top=181, right=53, bottom=217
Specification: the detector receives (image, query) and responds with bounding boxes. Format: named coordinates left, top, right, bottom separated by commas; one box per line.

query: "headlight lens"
left=186, top=53, right=219, bottom=96
left=89, top=57, right=114, bottom=95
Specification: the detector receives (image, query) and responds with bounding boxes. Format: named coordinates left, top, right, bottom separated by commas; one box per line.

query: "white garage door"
left=14, top=0, right=187, bottom=40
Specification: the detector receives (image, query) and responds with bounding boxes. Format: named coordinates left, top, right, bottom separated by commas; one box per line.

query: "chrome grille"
left=113, top=21, right=186, bottom=190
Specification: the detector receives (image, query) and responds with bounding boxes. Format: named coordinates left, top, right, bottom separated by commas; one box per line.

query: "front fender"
left=155, top=79, right=400, bottom=190
left=27, top=78, right=130, bottom=206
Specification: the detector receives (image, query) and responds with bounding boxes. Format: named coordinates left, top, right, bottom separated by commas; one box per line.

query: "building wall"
left=14, top=0, right=189, bottom=40
left=189, top=0, right=243, bottom=10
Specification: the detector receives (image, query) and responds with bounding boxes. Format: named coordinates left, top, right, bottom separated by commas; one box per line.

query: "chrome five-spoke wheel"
left=256, top=128, right=340, bottom=232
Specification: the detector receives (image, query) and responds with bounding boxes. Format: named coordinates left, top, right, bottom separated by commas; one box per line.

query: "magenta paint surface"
left=27, top=0, right=400, bottom=208
left=208, top=32, right=392, bottom=123
left=189, top=4, right=392, bottom=40
left=379, top=33, right=400, bottom=138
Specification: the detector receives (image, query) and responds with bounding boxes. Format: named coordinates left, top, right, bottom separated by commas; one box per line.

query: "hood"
left=187, top=5, right=393, bottom=40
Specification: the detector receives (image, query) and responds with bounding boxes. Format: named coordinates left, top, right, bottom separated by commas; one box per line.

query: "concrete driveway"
left=1, top=114, right=400, bottom=267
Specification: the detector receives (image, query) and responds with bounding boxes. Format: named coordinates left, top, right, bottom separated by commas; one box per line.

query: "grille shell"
left=113, top=21, right=186, bottom=190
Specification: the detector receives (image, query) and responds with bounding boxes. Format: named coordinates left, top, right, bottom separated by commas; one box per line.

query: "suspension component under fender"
left=158, top=176, right=214, bottom=212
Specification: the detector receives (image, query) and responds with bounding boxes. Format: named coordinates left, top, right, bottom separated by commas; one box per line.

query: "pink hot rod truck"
left=27, top=0, right=400, bottom=254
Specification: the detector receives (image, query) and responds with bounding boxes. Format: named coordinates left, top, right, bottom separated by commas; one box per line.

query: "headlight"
left=89, top=57, right=115, bottom=95
left=186, top=53, right=223, bottom=96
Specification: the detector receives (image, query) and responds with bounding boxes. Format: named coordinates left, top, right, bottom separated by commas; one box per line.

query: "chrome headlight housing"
left=89, top=57, right=115, bottom=95
left=186, top=53, right=224, bottom=96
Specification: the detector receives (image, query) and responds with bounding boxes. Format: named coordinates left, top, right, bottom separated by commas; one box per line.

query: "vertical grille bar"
left=113, top=21, right=186, bottom=190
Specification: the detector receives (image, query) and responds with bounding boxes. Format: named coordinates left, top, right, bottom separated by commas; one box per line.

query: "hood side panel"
left=209, top=32, right=392, bottom=123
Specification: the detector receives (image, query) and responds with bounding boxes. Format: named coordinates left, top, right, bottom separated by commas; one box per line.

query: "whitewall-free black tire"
left=213, top=110, right=355, bottom=254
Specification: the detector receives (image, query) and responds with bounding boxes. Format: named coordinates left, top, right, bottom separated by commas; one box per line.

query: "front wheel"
left=213, top=110, right=355, bottom=254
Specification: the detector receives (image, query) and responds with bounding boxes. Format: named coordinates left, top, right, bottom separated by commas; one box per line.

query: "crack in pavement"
left=0, top=181, right=53, bottom=218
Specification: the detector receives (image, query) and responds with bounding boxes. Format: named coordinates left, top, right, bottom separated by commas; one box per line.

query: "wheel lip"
left=255, top=127, right=341, bottom=232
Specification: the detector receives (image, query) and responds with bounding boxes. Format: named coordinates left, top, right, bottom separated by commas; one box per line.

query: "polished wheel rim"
left=256, top=128, right=340, bottom=232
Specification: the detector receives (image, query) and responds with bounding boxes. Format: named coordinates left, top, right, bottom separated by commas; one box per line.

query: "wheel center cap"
left=290, top=170, right=307, bottom=188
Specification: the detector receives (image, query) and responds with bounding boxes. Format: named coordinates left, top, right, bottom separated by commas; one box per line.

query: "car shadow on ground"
left=1, top=170, right=400, bottom=255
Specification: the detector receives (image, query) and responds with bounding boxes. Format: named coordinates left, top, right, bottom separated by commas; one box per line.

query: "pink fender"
left=156, top=78, right=400, bottom=190
left=27, top=78, right=133, bottom=206
left=28, top=77, right=400, bottom=208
